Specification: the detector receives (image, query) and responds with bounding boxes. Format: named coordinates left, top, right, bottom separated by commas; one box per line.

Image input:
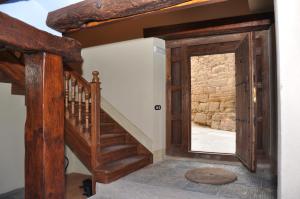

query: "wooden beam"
left=47, top=0, right=225, bottom=33
left=24, top=52, right=65, bottom=199
left=0, top=60, right=25, bottom=88
left=0, top=51, right=25, bottom=88
left=0, top=12, right=82, bottom=64
left=144, top=12, right=274, bottom=40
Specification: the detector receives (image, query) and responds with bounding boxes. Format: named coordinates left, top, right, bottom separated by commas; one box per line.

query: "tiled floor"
left=95, top=158, right=277, bottom=199
left=0, top=173, right=91, bottom=199
left=191, top=123, right=236, bottom=154
left=1, top=159, right=277, bottom=199
left=0, top=188, right=24, bottom=199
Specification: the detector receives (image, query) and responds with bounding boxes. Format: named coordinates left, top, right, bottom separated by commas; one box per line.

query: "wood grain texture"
left=46, top=0, right=223, bottom=33
left=0, top=61, right=24, bottom=88
left=24, top=52, right=65, bottom=199
left=235, top=33, right=257, bottom=172
left=0, top=12, right=82, bottom=64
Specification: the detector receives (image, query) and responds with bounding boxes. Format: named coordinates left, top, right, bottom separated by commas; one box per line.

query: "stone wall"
left=191, top=53, right=236, bottom=132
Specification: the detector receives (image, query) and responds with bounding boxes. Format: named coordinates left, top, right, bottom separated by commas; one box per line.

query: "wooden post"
left=24, top=52, right=65, bottom=199
left=91, top=71, right=101, bottom=194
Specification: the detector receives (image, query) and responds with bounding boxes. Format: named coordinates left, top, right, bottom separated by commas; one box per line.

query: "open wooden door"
left=235, top=32, right=257, bottom=172
left=166, top=46, right=190, bottom=155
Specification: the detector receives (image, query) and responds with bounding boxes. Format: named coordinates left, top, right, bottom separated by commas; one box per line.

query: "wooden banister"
left=64, top=70, right=101, bottom=177
left=69, top=71, right=91, bottom=92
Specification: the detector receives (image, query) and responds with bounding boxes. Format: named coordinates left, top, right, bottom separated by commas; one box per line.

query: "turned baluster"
left=78, top=84, right=83, bottom=122
left=71, top=78, right=77, bottom=115
left=64, top=72, right=71, bottom=108
left=85, top=89, right=90, bottom=130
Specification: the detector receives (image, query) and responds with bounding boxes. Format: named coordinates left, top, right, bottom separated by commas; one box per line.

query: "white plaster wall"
left=0, top=84, right=26, bottom=194
left=274, top=0, right=300, bottom=198
left=81, top=38, right=166, bottom=161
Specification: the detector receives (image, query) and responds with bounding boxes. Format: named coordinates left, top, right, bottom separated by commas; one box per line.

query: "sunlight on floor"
left=191, top=122, right=236, bottom=154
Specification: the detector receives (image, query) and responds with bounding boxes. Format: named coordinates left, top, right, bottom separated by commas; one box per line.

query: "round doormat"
left=185, top=167, right=237, bottom=185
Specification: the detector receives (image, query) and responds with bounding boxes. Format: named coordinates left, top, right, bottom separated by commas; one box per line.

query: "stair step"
left=96, top=155, right=151, bottom=183
left=100, top=133, right=126, bottom=148
left=101, top=123, right=124, bottom=134
left=100, top=144, right=137, bottom=164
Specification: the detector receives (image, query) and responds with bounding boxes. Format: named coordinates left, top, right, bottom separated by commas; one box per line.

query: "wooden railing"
left=64, top=70, right=101, bottom=170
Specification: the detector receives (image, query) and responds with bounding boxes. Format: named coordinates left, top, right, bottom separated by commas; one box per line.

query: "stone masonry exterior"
left=191, top=53, right=236, bottom=132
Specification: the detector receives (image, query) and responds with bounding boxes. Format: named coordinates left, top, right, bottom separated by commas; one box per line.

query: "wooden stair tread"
left=98, top=155, right=148, bottom=173
left=101, top=144, right=136, bottom=154
left=100, top=122, right=114, bottom=126
left=101, top=133, right=124, bottom=139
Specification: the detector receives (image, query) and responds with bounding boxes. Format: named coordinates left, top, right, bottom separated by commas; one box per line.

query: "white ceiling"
left=35, top=0, right=83, bottom=12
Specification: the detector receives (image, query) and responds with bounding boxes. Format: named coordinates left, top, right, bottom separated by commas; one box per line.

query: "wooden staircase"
left=64, top=71, right=153, bottom=184
left=0, top=58, right=153, bottom=185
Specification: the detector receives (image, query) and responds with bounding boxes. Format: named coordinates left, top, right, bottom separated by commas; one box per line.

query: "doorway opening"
left=190, top=53, right=236, bottom=154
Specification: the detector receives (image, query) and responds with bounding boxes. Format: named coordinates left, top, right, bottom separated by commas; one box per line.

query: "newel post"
left=90, top=71, right=101, bottom=193
left=24, top=52, right=65, bottom=199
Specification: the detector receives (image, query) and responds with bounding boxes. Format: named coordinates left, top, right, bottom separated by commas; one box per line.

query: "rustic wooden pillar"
left=24, top=52, right=65, bottom=199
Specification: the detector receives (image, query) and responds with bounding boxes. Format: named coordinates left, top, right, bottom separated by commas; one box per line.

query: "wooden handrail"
left=69, top=71, right=91, bottom=92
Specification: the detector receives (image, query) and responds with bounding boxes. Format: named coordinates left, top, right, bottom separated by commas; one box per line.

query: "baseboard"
left=153, top=149, right=166, bottom=162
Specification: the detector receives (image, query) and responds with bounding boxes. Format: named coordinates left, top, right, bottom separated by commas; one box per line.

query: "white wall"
left=0, top=84, right=26, bottom=194
left=274, top=0, right=300, bottom=199
left=81, top=38, right=166, bottom=161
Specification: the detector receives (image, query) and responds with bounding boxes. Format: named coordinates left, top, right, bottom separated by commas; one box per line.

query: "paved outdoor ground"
left=191, top=123, right=236, bottom=154
left=94, top=158, right=277, bottom=199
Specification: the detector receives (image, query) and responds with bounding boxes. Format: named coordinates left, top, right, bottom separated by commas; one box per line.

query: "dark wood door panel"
left=167, top=47, right=183, bottom=154
left=235, top=33, right=257, bottom=172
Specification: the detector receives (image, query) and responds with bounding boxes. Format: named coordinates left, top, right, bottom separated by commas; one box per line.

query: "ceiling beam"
left=0, top=12, right=82, bottom=64
left=47, top=0, right=226, bottom=33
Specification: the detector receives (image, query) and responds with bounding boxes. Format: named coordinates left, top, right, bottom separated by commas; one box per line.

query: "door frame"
left=186, top=35, right=246, bottom=154
left=145, top=13, right=275, bottom=165
left=166, top=33, right=247, bottom=162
